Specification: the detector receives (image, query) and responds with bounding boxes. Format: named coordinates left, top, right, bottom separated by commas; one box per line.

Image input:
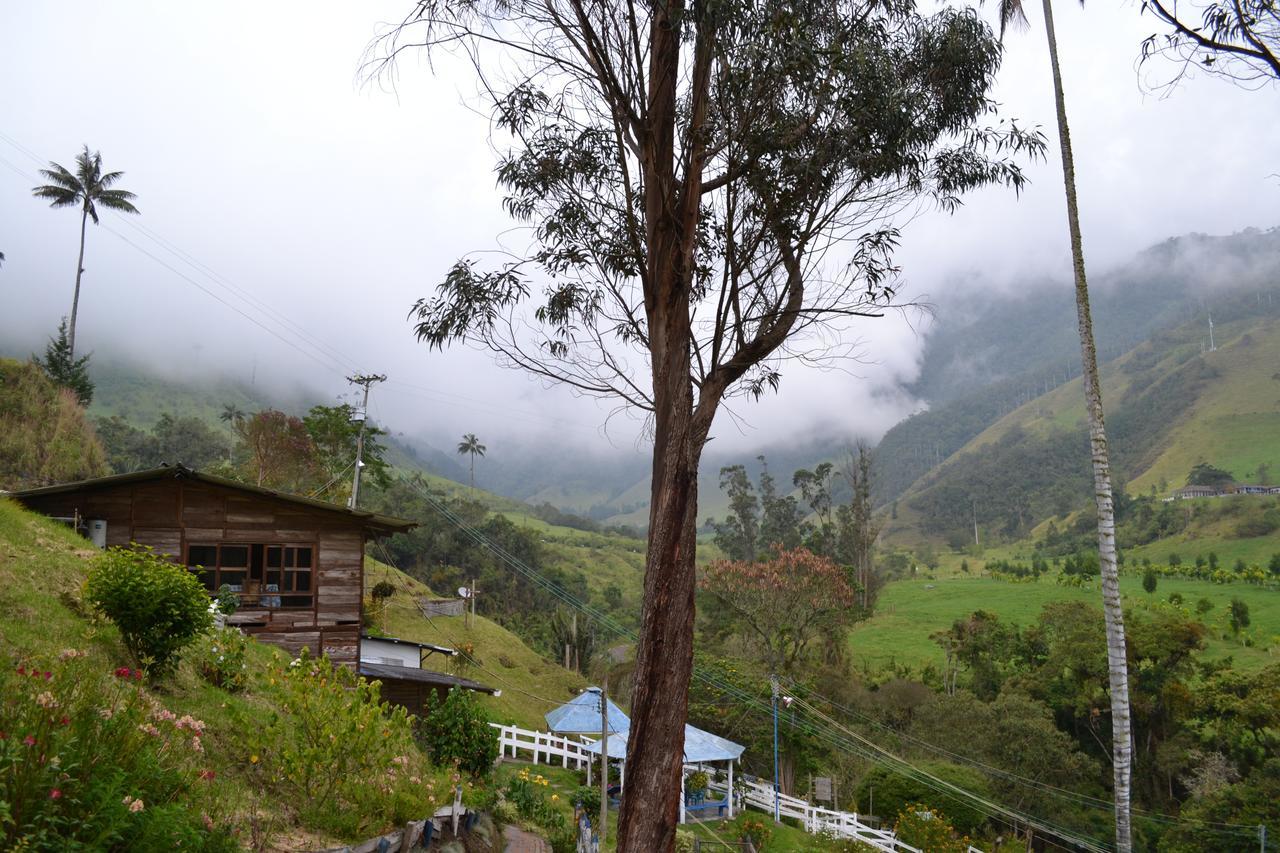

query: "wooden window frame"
left=185, top=542, right=316, bottom=611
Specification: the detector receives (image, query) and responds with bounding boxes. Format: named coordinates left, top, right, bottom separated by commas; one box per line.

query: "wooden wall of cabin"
left=14, top=477, right=368, bottom=666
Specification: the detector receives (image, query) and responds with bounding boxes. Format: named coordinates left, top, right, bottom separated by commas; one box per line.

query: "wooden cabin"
left=9, top=465, right=414, bottom=666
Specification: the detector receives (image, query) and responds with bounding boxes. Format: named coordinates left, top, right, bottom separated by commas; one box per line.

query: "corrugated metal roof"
left=581, top=724, right=745, bottom=763
left=544, top=686, right=631, bottom=735
left=360, top=632, right=455, bottom=656
left=6, top=464, right=415, bottom=535
left=357, top=661, right=499, bottom=695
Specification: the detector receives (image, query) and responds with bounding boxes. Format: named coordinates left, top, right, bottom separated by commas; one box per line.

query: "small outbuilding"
left=8, top=464, right=414, bottom=667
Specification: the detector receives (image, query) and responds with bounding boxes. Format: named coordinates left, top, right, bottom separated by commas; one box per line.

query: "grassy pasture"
left=849, top=573, right=1280, bottom=674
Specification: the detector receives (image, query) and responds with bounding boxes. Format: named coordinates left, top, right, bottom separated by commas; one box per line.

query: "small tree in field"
left=1142, top=568, right=1158, bottom=594
left=370, top=0, right=1042, bottom=845
left=35, top=318, right=94, bottom=406
left=701, top=546, right=856, bottom=674
left=1229, top=598, right=1251, bottom=637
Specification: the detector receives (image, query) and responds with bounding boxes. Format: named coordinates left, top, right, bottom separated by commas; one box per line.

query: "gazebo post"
left=727, top=759, right=735, bottom=817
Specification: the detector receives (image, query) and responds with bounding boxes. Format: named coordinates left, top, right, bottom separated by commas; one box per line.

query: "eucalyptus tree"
left=371, top=0, right=1042, bottom=847
left=1140, top=0, right=1279, bottom=87
left=31, top=146, right=140, bottom=359
left=456, top=432, right=486, bottom=489
left=992, top=0, right=1135, bottom=846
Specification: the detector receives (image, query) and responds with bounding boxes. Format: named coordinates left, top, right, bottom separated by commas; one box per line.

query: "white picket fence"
left=489, top=724, right=994, bottom=853
left=491, top=722, right=595, bottom=770
left=710, top=775, right=918, bottom=852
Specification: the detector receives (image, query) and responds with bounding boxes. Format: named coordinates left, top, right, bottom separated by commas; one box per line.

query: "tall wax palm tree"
left=456, top=433, right=486, bottom=490
left=993, top=0, right=1134, bottom=848
left=32, top=146, right=140, bottom=359
left=220, top=404, right=247, bottom=463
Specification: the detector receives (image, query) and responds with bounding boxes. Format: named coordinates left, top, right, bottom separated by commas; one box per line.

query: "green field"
left=849, top=574, right=1280, bottom=673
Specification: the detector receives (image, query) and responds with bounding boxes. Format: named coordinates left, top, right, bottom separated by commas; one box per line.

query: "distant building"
left=1173, top=485, right=1220, bottom=499
left=358, top=632, right=498, bottom=713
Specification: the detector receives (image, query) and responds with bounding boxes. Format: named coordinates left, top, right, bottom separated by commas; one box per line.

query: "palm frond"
left=96, top=189, right=139, bottom=214
left=97, top=170, right=127, bottom=189
left=75, top=146, right=101, bottom=187
left=36, top=165, right=80, bottom=191
left=998, top=0, right=1030, bottom=39
left=32, top=185, right=81, bottom=207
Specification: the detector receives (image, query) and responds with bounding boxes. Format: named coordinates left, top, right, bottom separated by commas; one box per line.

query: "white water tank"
left=87, top=519, right=107, bottom=549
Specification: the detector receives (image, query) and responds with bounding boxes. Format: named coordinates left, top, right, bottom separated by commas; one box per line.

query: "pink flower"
left=23, top=735, right=36, bottom=747
left=202, top=813, right=214, bottom=831
left=59, top=716, right=70, bottom=727
left=49, top=788, right=63, bottom=800
left=35, top=692, right=58, bottom=709
left=17, top=666, right=26, bottom=675
left=114, top=667, right=131, bottom=679
left=199, top=769, right=216, bottom=781
left=154, top=709, right=176, bottom=723
left=130, top=798, right=145, bottom=813
left=43, top=671, right=52, bottom=681
left=191, top=736, right=204, bottom=753
left=137, top=723, right=161, bottom=737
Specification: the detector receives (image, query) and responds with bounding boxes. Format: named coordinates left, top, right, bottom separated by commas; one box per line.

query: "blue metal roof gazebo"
left=582, top=723, right=745, bottom=822
left=544, top=686, right=631, bottom=735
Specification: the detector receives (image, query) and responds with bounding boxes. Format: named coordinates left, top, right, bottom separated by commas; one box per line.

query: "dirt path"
left=502, top=825, right=551, bottom=853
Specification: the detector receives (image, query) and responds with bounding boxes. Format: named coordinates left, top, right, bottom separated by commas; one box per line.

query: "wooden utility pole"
left=346, top=373, right=386, bottom=510
left=600, top=674, right=609, bottom=845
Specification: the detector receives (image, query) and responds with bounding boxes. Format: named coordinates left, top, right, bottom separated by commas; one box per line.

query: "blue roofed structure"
left=544, top=686, right=631, bottom=735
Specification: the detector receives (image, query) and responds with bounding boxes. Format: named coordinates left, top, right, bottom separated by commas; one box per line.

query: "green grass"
left=849, top=573, right=1280, bottom=674
left=364, top=559, right=590, bottom=730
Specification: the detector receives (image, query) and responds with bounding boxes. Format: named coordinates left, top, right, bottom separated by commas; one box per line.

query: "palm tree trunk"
left=469, top=454, right=475, bottom=490
left=68, top=206, right=89, bottom=359
left=1040, top=0, right=1133, bottom=849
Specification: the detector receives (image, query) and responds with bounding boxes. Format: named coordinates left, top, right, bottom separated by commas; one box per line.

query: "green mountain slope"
left=872, top=227, right=1280, bottom=507
left=885, top=306, right=1280, bottom=547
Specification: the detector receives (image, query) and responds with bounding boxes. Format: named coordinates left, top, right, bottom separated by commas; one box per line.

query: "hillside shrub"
left=0, top=652, right=236, bottom=851
left=854, top=762, right=990, bottom=835
left=191, top=628, right=249, bottom=692
left=719, top=812, right=771, bottom=848
left=571, top=785, right=601, bottom=817
left=504, top=767, right=570, bottom=850
left=894, top=804, right=970, bottom=853
left=247, top=650, right=448, bottom=839
left=416, top=686, right=499, bottom=778
left=0, top=358, right=107, bottom=490
left=86, top=546, right=213, bottom=675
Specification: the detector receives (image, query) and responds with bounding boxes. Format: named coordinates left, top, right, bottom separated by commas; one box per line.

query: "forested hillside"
left=871, top=227, right=1280, bottom=507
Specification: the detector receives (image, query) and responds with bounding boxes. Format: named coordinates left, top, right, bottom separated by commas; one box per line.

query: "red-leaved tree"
left=234, top=410, right=319, bottom=492
left=701, top=546, right=856, bottom=675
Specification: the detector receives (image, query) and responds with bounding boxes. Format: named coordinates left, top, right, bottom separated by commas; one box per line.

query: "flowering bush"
left=894, top=803, right=971, bottom=853
left=416, top=686, right=499, bottom=778
left=85, top=546, right=213, bottom=675
left=505, top=768, right=565, bottom=829
left=245, top=649, right=448, bottom=839
left=0, top=653, right=235, bottom=850
left=721, top=813, right=772, bottom=848
left=191, top=628, right=249, bottom=692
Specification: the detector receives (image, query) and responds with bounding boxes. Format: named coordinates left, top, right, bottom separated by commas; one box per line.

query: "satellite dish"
left=458, top=586, right=471, bottom=599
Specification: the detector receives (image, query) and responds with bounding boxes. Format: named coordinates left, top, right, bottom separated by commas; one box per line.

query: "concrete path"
left=502, top=825, right=551, bottom=853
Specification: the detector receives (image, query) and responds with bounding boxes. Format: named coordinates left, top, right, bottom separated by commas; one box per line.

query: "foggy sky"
left=1, top=1, right=1277, bottom=462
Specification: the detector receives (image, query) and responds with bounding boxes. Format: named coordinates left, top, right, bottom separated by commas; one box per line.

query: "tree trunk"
left=1039, top=0, right=1133, bottom=849
left=68, top=205, right=89, bottom=359
left=616, top=1, right=703, bottom=848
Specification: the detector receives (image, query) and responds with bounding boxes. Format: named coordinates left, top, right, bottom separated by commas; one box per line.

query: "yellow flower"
left=250, top=755, right=259, bottom=765
left=551, top=794, right=559, bottom=802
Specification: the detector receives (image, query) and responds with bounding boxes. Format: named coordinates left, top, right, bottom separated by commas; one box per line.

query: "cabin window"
left=185, top=543, right=314, bottom=609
